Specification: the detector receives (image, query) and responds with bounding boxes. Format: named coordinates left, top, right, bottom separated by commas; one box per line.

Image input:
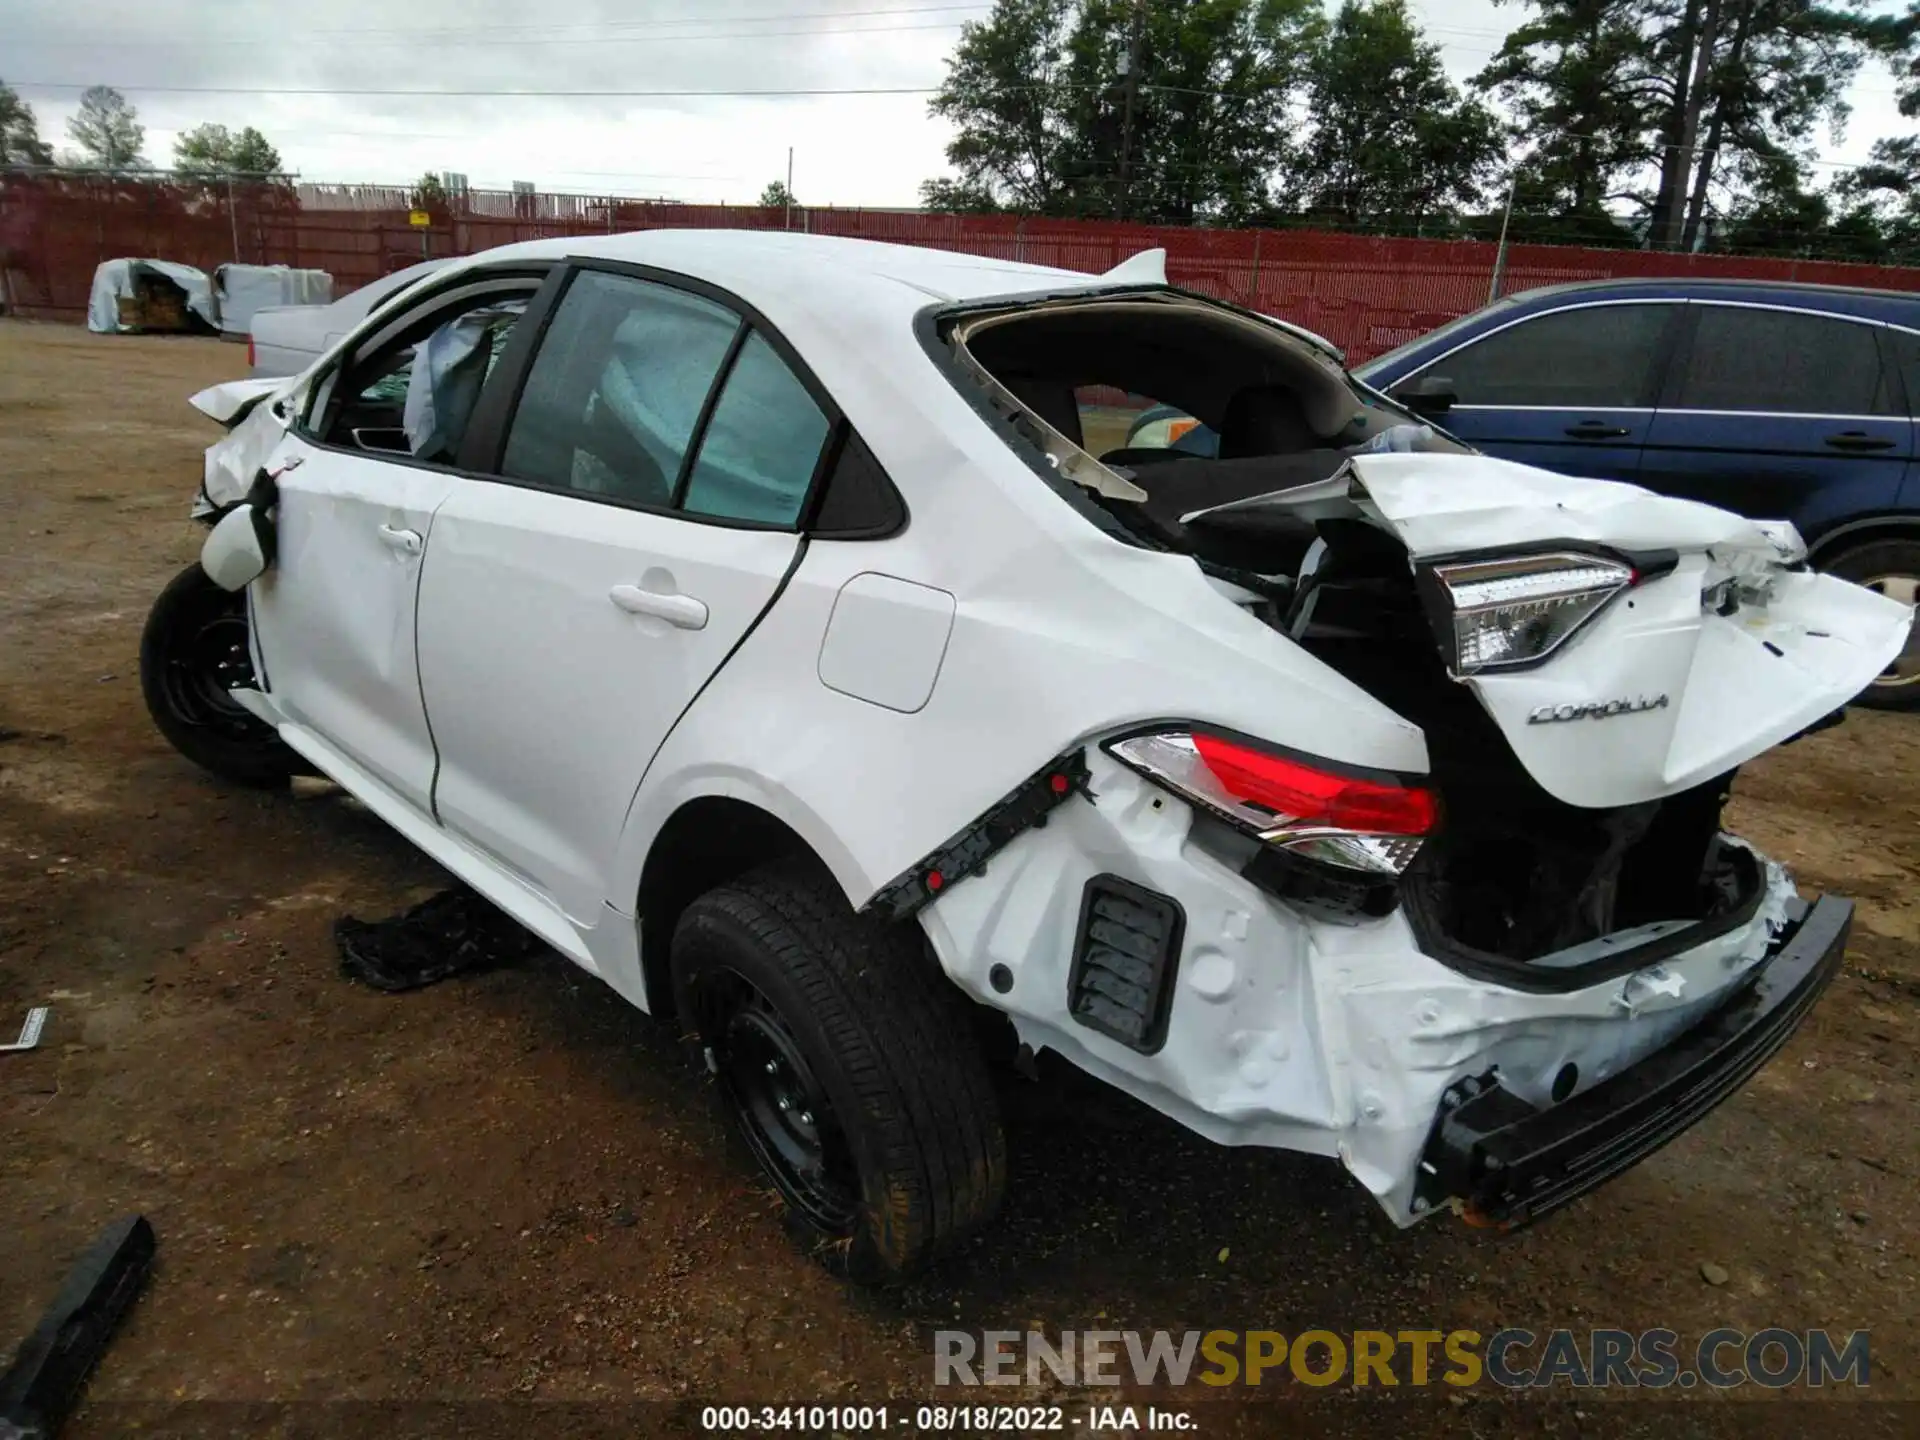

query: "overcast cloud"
left=3, top=0, right=1912, bottom=205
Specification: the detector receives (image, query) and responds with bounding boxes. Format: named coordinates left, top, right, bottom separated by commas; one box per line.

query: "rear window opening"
left=941, top=291, right=1467, bottom=562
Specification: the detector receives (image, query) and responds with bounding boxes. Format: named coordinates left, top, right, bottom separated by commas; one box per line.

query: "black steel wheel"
left=671, top=860, right=1007, bottom=1280
left=695, top=966, right=861, bottom=1234
left=140, top=563, right=301, bottom=786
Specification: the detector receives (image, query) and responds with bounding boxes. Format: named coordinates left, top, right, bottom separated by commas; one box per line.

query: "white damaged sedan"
left=143, top=231, right=1914, bottom=1278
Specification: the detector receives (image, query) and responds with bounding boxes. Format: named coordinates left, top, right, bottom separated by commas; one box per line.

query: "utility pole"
left=226, top=172, right=240, bottom=264
left=1487, top=172, right=1517, bottom=305
left=785, top=146, right=794, bottom=231
left=1116, top=0, right=1146, bottom=221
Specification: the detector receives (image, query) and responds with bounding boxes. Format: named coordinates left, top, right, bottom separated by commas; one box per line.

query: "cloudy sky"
left=5, top=0, right=1913, bottom=205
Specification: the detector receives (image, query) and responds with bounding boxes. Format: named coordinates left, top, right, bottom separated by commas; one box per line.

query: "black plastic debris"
left=334, top=888, right=541, bottom=993
left=0, top=1214, right=155, bottom=1440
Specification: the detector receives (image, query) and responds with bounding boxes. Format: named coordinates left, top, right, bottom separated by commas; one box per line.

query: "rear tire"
left=671, top=860, right=1007, bottom=1280
left=140, top=563, right=301, bottom=786
left=1821, top=539, right=1920, bottom=712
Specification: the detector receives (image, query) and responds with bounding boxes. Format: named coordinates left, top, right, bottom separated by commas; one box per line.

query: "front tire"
left=140, top=563, right=301, bottom=786
left=1822, top=539, right=1920, bottom=711
left=672, top=861, right=1007, bottom=1280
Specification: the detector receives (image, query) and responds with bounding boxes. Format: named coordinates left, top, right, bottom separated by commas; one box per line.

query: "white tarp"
left=213, top=263, right=333, bottom=336
left=86, top=258, right=216, bottom=334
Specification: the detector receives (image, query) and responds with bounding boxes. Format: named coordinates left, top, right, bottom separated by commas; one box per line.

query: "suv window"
left=1676, top=305, right=1898, bottom=416
left=502, top=270, right=741, bottom=508
left=679, top=330, right=832, bottom=526
left=1431, top=303, right=1670, bottom=408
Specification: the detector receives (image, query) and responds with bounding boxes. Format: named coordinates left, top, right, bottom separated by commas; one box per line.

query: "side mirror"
left=1392, top=373, right=1458, bottom=417
left=201, top=503, right=274, bottom=591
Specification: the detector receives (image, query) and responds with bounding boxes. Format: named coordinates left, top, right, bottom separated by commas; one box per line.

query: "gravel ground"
left=1, top=320, right=1916, bottom=1439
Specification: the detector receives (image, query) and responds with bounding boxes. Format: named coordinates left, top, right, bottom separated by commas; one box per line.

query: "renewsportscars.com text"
left=933, top=1328, right=1870, bottom=1390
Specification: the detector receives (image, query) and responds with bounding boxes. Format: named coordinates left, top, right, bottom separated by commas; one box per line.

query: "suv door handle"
left=609, top=584, right=708, bottom=630
left=376, top=524, right=423, bottom=555
left=1824, top=430, right=1896, bottom=452
left=1564, top=421, right=1632, bottom=439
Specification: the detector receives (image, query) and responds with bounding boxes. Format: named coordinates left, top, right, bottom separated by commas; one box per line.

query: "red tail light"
left=247, top=335, right=256, bottom=368
left=1106, top=727, right=1437, bottom=877
left=1191, top=733, right=1436, bottom=836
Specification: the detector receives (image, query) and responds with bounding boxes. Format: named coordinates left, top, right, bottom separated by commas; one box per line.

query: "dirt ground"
left=1, top=320, right=1917, bottom=1439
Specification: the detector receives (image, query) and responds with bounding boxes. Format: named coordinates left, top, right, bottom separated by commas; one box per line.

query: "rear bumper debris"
left=1411, top=894, right=1850, bottom=1227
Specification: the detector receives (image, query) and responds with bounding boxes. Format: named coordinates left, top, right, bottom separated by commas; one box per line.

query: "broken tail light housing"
left=1420, top=551, right=1637, bottom=675
left=1107, top=728, right=1436, bottom=877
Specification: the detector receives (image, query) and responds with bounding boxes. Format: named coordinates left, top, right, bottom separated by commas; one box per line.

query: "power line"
left=9, top=17, right=975, bottom=50
left=10, top=82, right=946, bottom=98
left=4, top=3, right=994, bottom=43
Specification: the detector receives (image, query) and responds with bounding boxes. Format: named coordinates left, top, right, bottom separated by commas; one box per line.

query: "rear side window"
left=1673, top=306, right=1898, bottom=417
left=501, top=270, right=741, bottom=507
left=1434, top=303, right=1670, bottom=408
left=1896, top=328, right=1920, bottom=418
left=679, top=330, right=832, bottom=526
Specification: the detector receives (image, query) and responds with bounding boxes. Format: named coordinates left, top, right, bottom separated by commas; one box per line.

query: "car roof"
left=1493, top=275, right=1920, bottom=322
left=452, top=228, right=1101, bottom=309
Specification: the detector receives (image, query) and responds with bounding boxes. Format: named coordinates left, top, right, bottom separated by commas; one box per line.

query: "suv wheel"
left=671, top=860, right=1007, bottom=1280
left=1822, top=539, right=1920, bottom=711
left=140, top=563, right=302, bottom=785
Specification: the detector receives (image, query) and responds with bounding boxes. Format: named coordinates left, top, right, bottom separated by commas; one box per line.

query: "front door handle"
left=376, top=524, right=423, bottom=555
left=1564, top=421, right=1632, bottom=440
left=609, top=583, right=708, bottom=630
left=1824, top=430, right=1896, bottom=453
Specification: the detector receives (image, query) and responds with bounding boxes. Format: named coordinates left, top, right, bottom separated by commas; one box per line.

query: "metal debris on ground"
left=0, top=1008, right=48, bottom=1055
left=334, top=888, right=542, bottom=993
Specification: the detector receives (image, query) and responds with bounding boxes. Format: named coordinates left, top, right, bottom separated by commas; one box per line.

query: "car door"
left=252, top=271, right=544, bottom=811
left=1638, top=302, right=1913, bottom=534
left=415, top=265, right=835, bottom=923
left=1387, top=300, right=1680, bottom=482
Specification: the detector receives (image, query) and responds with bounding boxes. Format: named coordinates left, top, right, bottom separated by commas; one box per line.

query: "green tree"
left=173, top=123, right=283, bottom=181
left=1289, top=0, right=1503, bottom=229
left=1072, top=0, right=1325, bottom=224
left=759, top=179, right=797, bottom=208
left=65, top=84, right=146, bottom=168
left=0, top=80, right=54, bottom=166
left=919, top=175, right=1004, bottom=211
left=1475, top=0, right=1660, bottom=226
left=925, top=0, right=1082, bottom=213
left=411, top=171, right=451, bottom=214
left=1481, top=0, right=1878, bottom=249
left=923, top=0, right=1321, bottom=224
left=1841, top=2, right=1920, bottom=259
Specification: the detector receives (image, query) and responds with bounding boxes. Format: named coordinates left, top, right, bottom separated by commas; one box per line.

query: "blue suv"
left=1353, top=279, right=1920, bottom=710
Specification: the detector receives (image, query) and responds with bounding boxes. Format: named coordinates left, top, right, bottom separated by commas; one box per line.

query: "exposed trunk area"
left=1286, top=521, right=1761, bottom=970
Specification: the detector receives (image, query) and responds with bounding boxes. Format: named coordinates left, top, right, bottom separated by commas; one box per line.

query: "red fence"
left=7, top=173, right=1920, bottom=362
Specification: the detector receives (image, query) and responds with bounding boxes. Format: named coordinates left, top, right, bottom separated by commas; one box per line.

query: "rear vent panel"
left=1068, top=875, right=1185, bottom=1054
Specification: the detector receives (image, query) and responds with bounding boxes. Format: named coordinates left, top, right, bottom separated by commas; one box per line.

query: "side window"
left=1675, top=306, right=1897, bottom=416
left=679, top=331, right=832, bottom=526
left=1432, top=304, right=1670, bottom=408
left=1895, top=328, right=1920, bottom=418
left=315, top=288, right=529, bottom=463
left=501, top=270, right=741, bottom=508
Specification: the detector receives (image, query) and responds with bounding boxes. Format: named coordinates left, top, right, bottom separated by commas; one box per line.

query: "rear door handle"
left=376, top=524, right=423, bottom=555
left=609, top=584, right=708, bottom=630
left=1824, top=430, right=1896, bottom=452
left=1564, top=422, right=1632, bottom=440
